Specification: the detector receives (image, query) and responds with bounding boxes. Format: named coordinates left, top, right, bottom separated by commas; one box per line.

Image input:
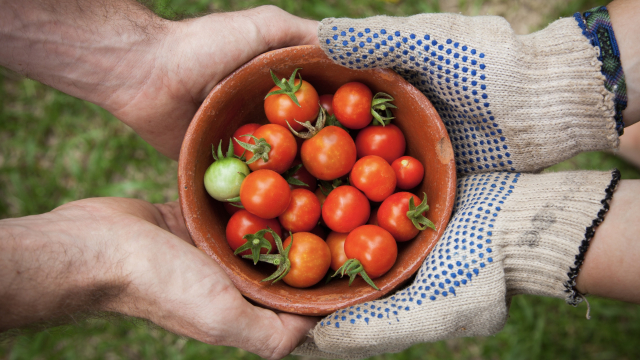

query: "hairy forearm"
left=0, top=0, right=167, bottom=110
left=0, top=211, right=127, bottom=331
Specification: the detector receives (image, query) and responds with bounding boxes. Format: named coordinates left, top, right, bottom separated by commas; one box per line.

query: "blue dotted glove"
left=293, top=170, right=619, bottom=359
left=317, top=13, right=619, bottom=175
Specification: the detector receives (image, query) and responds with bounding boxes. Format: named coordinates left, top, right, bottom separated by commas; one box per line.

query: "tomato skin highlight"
left=350, top=155, right=397, bottom=202
left=282, top=232, right=331, bottom=288
left=326, top=231, right=349, bottom=272
left=226, top=210, right=282, bottom=256
left=344, top=225, right=397, bottom=279
left=240, top=169, right=291, bottom=219
left=322, top=185, right=370, bottom=233
left=232, top=123, right=261, bottom=158
left=278, top=188, right=322, bottom=233
left=355, top=124, right=406, bottom=164
left=377, top=192, right=423, bottom=242
left=392, top=156, right=425, bottom=190
left=318, top=94, right=334, bottom=116
left=332, top=82, right=373, bottom=129
left=264, top=79, right=319, bottom=132
left=301, top=126, right=356, bottom=181
left=243, top=124, right=297, bottom=174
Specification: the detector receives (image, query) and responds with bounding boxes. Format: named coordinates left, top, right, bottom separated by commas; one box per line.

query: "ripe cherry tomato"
left=240, top=124, right=297, bottom=174
left=349, top=155, right=396, bottom=202
left=325, top=231, right=349, bottom=272
left=301, top=126, right=356, bottom=181
left=345, top=225, right=397, bottom=279
left=286, top=160, right=317, bottom=191
left=318, top=94, right=334, bottom=116
left=355, top=124, right=406, bottom=164
left=278, top=188, right=321, bottom=233
left=322, top=185, right=370, bottom=233
left=392, top=156, right=425, bottom=190
left=282, top=232, right=331, bottom=288
left=226, top=210, right=282, bottom=256
left=265, top=79, right=319, bottom=132
left=240, top=169, right=291, bottom=219
left=377, top=192, right=423, bottom=242
left=232, top=123, right=261, bottom=158
left=332, top=82, right=373, bottom=129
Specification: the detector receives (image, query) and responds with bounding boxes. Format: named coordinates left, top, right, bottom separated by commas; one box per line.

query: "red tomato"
left=232, top=123, right=261, bottom=158
left=377, top=192, right=423, bottom=242
left=278, top=188, right=321, bottom=232
left=301, top=126, right=356, bottom=180
left=349, top=155, right=396, bottom=202
left=225, top=210, right=282, bottom=256
left=282, top=232, right=331, bottom=288
left=240, top=169, right=291, bottom=219
left=326, top=231, right=349, bottom=272
left=241, top=124, right=297, bottom=174
left=322, top=185, right=370, bottom=233
left=344, top=225, right=397, bottom=279
left=332, top=82, right=373, bottom=129
left=264, top=79, right=319, bottom=132
left=287, top=160, right=317, bottom=191
left=355, top=124, right=406, bottom=164
left=392, top=156, right=425, bottom=190
left=319, top=94, right=334, bottom=116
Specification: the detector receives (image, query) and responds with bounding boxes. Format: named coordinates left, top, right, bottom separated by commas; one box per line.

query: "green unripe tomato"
left=204, top=157, right=250, bottom=201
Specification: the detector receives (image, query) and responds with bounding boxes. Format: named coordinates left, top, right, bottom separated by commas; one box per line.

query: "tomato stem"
left=407, top=192, right=436, bottom=231
left=242, top=229, right=293, bottom=284
left=332, top=258, right=380, bottom=290
left=287, top=107, right=326, bottom=139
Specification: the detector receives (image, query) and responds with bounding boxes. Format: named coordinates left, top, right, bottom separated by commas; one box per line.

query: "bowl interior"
left=178, top=45, right=456, bottom=315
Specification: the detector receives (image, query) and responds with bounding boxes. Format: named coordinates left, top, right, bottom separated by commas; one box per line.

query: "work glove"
left=317, top=9, right=626, bottom=175
left=294, top=169, right=619, bottom=359
left=293, top=7, right=627, bottom=358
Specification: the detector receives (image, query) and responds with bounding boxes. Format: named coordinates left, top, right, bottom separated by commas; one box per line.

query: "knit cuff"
left=497, top=170, right=620, bottom=304
left=574, top=7, right=628, bottom=135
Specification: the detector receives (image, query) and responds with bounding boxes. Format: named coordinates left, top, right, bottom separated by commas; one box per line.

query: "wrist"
left=0, top=209, right=129, bottom=330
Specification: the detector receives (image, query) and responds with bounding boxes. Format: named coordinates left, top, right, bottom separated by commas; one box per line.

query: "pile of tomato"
left=203, top=69, right=435, bottom=290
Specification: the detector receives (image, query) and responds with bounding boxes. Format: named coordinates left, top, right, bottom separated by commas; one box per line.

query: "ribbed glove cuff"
left=493, top=170, right=620, bottom=303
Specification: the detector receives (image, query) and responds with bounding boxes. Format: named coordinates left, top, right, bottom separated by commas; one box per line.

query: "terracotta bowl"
left=178, top=45, right=456, bottom=316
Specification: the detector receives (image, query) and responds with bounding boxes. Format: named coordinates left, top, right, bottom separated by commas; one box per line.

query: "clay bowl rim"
left=178, top=45, right=456, bottom=316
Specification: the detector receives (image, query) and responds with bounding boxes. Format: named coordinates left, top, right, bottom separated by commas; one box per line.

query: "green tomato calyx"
left=235, top=228, right=274, bottom=264
left=234, top=135, right=272, bottom=165
left=265, top=68, right=303, bottom=107
left=371, top=92, right=397, bottom=126
left=407, top=192, right=436, bottom=231
left=332, top=258, right=379, bottom=290
left=242, top=229, right=293, bottom=284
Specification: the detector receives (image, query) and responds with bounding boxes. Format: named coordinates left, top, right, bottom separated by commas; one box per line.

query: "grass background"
left=2, top=0, right=639, bottom=359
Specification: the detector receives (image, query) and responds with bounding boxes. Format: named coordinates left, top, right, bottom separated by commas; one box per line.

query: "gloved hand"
left=317, top=11, right=624, bottom=175
left=294, top=169, right=619, bottom=359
